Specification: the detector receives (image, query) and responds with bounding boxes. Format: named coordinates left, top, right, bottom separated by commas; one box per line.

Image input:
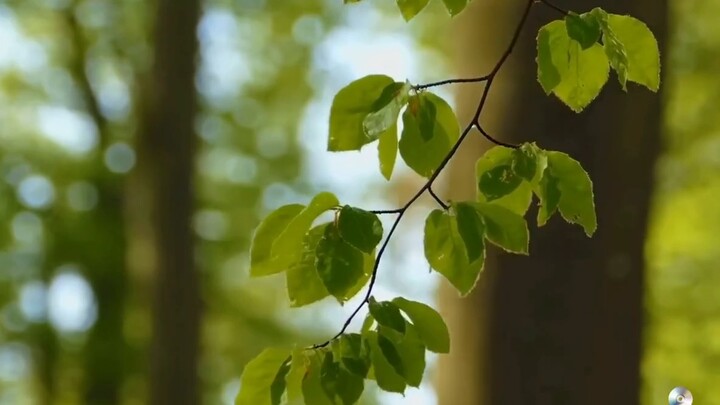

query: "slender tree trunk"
left=133, top=0, right=202, bottom=404
left=438, top=0, right=667, bottom=404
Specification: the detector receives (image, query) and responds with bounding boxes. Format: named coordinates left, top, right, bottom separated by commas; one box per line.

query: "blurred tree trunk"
left=438, top=1, right=667, bottom=404
left=131, top=0, right=202, bottom=404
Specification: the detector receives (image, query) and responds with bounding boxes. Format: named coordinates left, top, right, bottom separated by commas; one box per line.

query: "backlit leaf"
left=377, top=123, right=398, bottom=180
left=236, top=347, right=292, bottom=405
left=366, top=331, right=406, bottom=393
left=250, top=204, right=304, bottom=277
left=607, top=13, right=661, bottom=91
left=536, top=20, right=610, bottom=112
left=329, top=75, right=395, bottom=151
left=442, top=0, right=468, bottom=16
left=565, top=11, right=601, bottom=49
left=424, top=209, right=484, bottom=295
left=392, top=297, right=450, bottom=353
left=396, top=0, right=431, bottom=21
left=286, top=224, right=331, bottom=308
left=453, top=202, right=486, bottom=263
left=399, top=93, right=459, bottom=178
left=363, top=81, right=411, bottom=141
left=473, top=202, right=529, bottom=254
left=272, top=192, right=339, bottom=269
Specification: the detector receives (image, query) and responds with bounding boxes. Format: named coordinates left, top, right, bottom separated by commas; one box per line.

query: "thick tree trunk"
left=438, top=1, right=667, bottom=404
left=133, top=0, right=202, bottom=404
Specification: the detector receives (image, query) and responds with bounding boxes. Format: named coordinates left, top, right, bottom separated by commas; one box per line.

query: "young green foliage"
left=238, top=2, right=661, bottom=403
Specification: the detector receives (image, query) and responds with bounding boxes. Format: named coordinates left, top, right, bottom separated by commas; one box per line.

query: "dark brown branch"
left=414, top=75, right=491, bottom=90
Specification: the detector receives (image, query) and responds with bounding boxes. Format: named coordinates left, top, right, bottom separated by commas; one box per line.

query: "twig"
left=414, top=75, right=490, bottom=90
left=428, top=186, right=450, bottom=210
left=370, top=209, right=403, bottom=215
left=476, top=123, right=517, bottom=149
left=312, top=0, right=535, bottom=349
left=537, top=0, right=569, bottom=16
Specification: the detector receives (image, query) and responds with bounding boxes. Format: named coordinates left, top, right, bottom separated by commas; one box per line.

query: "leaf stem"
left=429, top=186, right=450, bottom=210
left=311, top=0, right=535, bottom=349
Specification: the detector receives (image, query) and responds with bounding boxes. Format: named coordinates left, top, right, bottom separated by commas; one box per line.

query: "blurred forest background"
left=0, top=0, right=717, bottom=404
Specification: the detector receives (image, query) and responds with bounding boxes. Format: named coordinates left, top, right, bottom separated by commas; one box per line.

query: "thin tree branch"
left=428, top=186, right=450, bottom=210
left=370, top=209, right=403, bottom=215
left=475, top=123, right=518, bottom=148
left=537, top=0, right=569, bottom=16
left=312, top=0, right=536, bottom=349
left=414, top=75, right=491, bottom=90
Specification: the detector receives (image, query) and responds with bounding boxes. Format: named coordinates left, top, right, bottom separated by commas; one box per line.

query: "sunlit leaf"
left=399, top=93, right=459, bottom=178
left=285, top=348, right=306, bottom=403
left=442, top=0, right=468, bottom=16
left=377, top=123, right=398, bottom=180
left=473, top=202, right=529, bottom=254
left=392, top=297, right=450, bottom=353
left=236, top=347, right=292, bottom=405
left=363, top=82, right=411, bottom=140
left=368, top=297, right=406, bottom=334
left=250, top=204, right=304, bottom=277
left=536, top=20, right=610, bottom=112
left=270, top=358, right=292, bottom=405
left=337, top=206, right=383, bottom=254
left=396, top=0, right=431, bottom=21
left=536, top=151, right=597, bottom=236
left=607, top=13, right=661, bottom=92
left=286, top=224, right=331, bottom=307
left=329, top=75, right=395, bottom=151
left=589, top=8, right=629, bottom=89
left=424, top=209, right=484, bottom=295
left=272, top=192, right=339, bottom=269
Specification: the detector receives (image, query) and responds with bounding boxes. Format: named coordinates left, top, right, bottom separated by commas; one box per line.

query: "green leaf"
left=361, top=314, right=375, bottom=335
left=473, top=202, right=529, bottom=254
left=302, top=353, right=334, bottom=405
left=384, top=325, right=426, bottom=387
left=392, top=297, right=450, bottom=353
left=589, top=8, right=629, bottom=90
left=286, top=224, right=331, bottom=307
left=538, top=151, right=597, bottom=236
left=366, top=331, right=406, bottom=393
left=423, top=209, right=484, bottom=295
left=315, top=225, right=366, bottom=301
left=536, top=20, right=610, bottom=112
left=272, top=192, right=339, bottom=269
left=368, top=297, right=406, bottom=334
left=512, top=143, right=547, bottom=183
left=270, top=357, right=292, bottom=405
left=334, top=334, right=371, bottom=377
left=442, top=0, right=468, bottom=16
left=376, top=330, right=405, bottom=378
left=286, top=348, right=306, bottom=403
left=410, top=92, right=437, bottom=142
left=377, top=123, right=398, bottom=180
left=535, top=169, right=561, bottom=227
left=476, top=146, right=534, bottom=215
left=337, top=206, right=383, bottom=254
left=329, top=75, right=395, bottom=151
left=236, top=347, right=292, bottom=405
left=565, top=12, right=601, bottom=50
left=607, top=14, right=661, bottom=92
left=320, top=352, right=364, bottom=405
left=250, top=204, right=305, bottom=277
left=396, top=0, right=431, bottom=21
left=453, top=202, right=486, bottom=263
left=363, top=82, right=411, bottom=141
left=399, top=93, right=460, bottom=178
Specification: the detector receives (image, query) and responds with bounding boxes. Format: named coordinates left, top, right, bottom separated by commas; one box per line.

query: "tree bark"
left=133, top=0, right=202, bottom=404
left=438, top=1, right=667, bottom=404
